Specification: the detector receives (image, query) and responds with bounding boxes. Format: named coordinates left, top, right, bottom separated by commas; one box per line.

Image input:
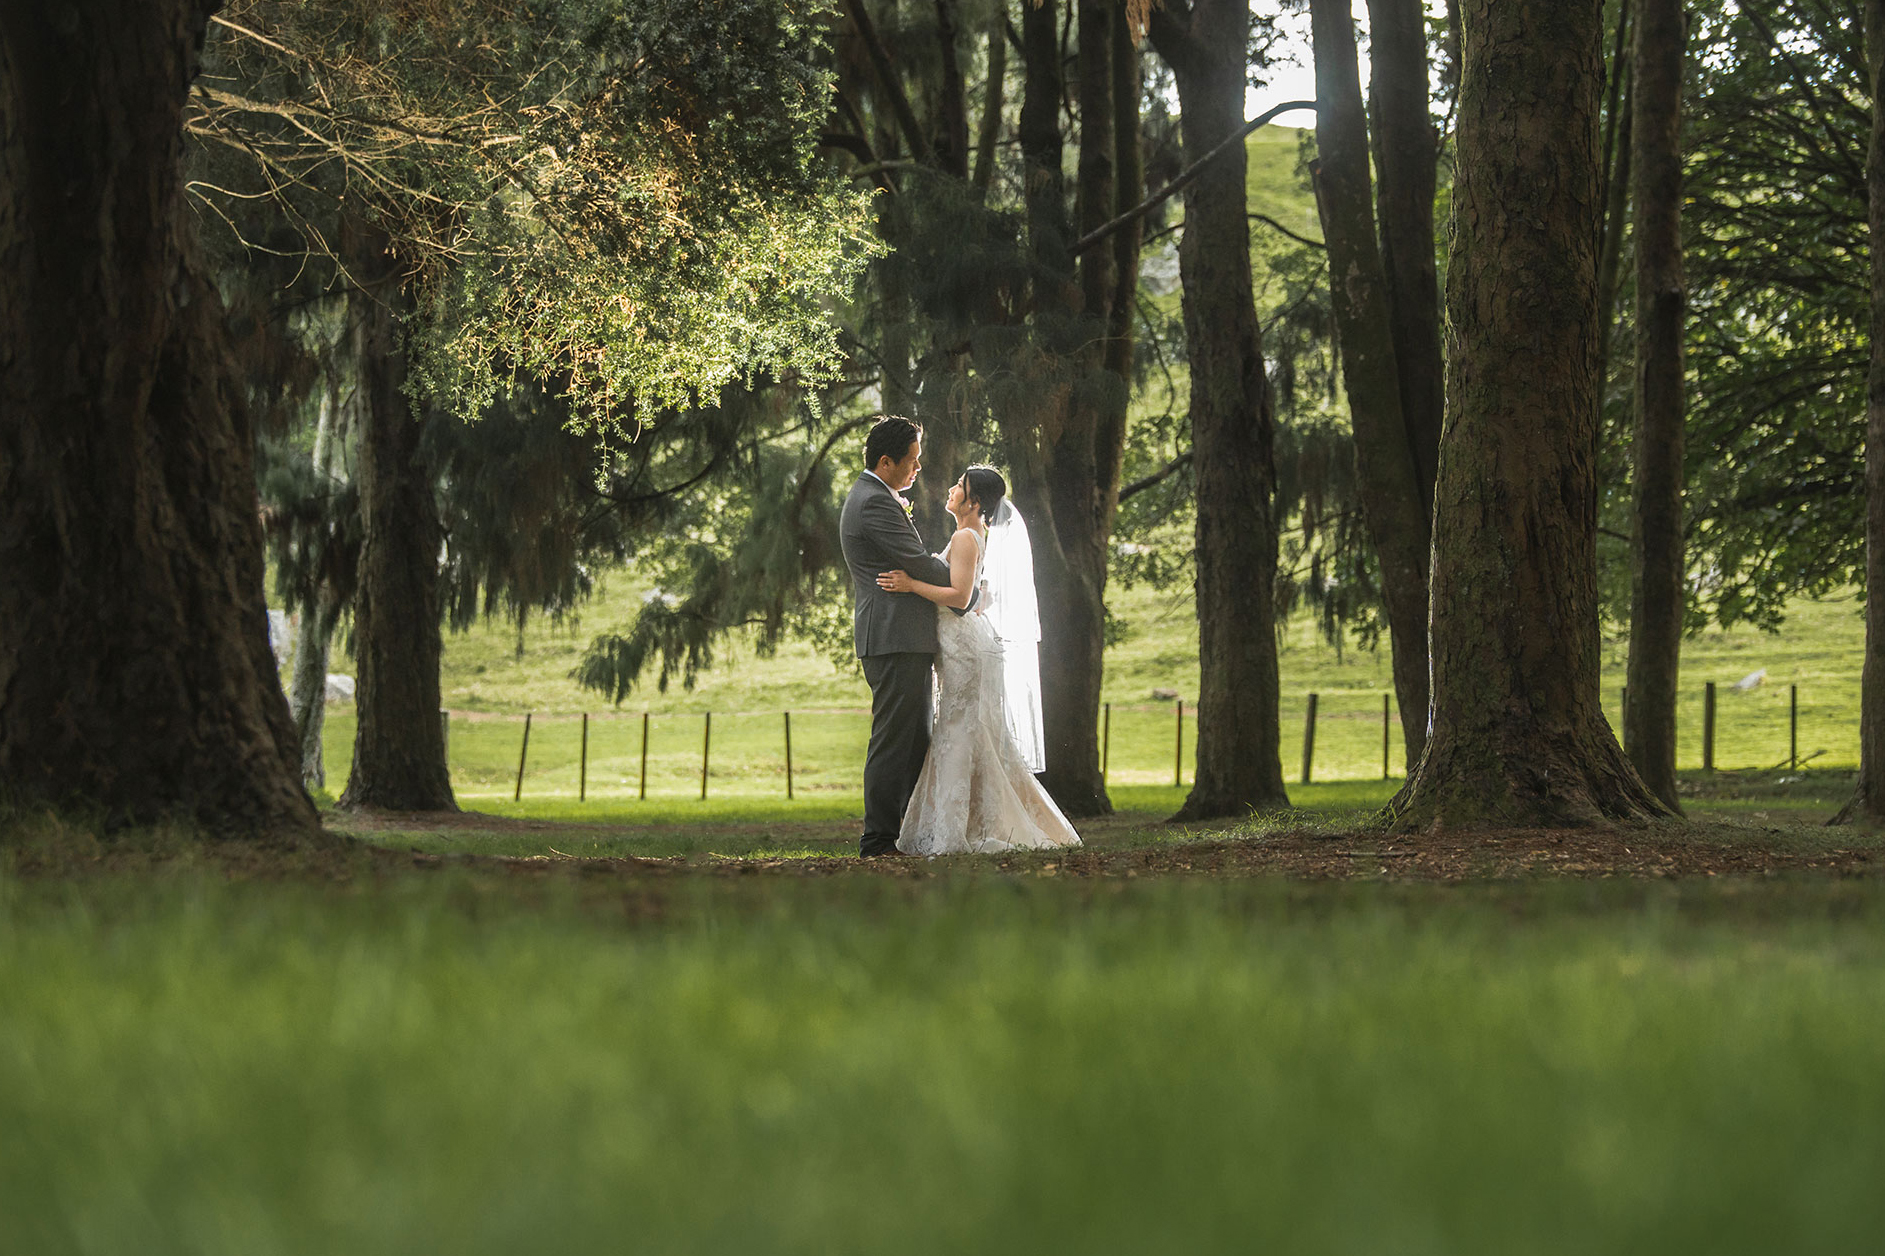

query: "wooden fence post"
left=579, top=713, right=589, bottom=802
left=1301, top=693, right=1318, bottom=785
left=700, top=711, right=711, bottom=800
left=639, top=712, right=649, bottom=800
left=1703, top=682, right=1717, bottom=772
left=1790, top=684, right=1798, bottom=769
left=513, top=712, right=532, bottom=801
left=784, top=711, right=794, bottom=800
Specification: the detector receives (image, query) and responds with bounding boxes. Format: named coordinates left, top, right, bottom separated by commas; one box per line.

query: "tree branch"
left=1250, top=212, right=1325, bottom=250
left=1072, top=98, right=1317, bottom=255
left=1118, top=452, right=1191, bottom=502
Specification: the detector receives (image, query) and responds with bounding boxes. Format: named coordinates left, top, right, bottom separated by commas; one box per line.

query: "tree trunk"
left=287, top=365, right=355, bottom=791
left=1152, top=0, right=1291, bottom=819
left=1314, top=0, right=1435, bottom=773
left=999, top=0, right=1124, bottom=817
left=288, top=595, right=340, bottom=789
left=1622, top=0, right=1687, bottom=812
left=1387, top=0, right=1671, bottom=831
left=0, top=1, right=318, bottom=838
left=971, top=17, right=1006, bottom=195
left=933, top=0, right=970, bottom=180
left=337, top=224, right=456, bottom=812
left=1364, top=0, right=1443, bottom=517
left=1596, top=0, right=1635, bottom=377
left=1104, top=2, right=1143, bottom=381
left=1834, top=0, right=1885, bottom=826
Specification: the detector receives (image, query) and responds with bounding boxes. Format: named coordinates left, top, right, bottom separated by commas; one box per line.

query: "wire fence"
left=321, top=681, right=1859, bottom=801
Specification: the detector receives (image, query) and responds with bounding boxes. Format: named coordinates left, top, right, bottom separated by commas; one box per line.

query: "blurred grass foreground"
left=3, top=858, right=1884, bottom=1254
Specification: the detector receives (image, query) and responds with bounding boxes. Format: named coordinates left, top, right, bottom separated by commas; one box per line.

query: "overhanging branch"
left=1072, top=98, right=1317, bottom=255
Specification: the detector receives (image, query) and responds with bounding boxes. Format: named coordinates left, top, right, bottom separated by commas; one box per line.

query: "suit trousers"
left=860, top=651, right=935, bottom=856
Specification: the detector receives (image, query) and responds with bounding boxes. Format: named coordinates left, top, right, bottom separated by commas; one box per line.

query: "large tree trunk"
left=1364, top=0, right=1443, bottom=516
left=1151, top=0, right=1290, bottom=819
left=1004, top=0, right=1124, bottom=817
left=0, top=1, right=318, bottom=838
left=1622, top=0, right=1687, bottom=813
left=1388, top=0, right=1671, bottom=831
left=337, top=224, right=456, bottom=813
left=1313, top=0, right=1435, bottom=773
left=1835, top=0, right=1885, bottom=826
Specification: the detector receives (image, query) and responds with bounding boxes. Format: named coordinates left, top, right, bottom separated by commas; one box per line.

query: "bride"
left=875, top=466, right=1082, bottom=856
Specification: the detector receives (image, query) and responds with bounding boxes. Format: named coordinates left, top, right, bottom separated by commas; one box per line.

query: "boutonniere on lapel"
left=896, top=494, right=915, bottom=519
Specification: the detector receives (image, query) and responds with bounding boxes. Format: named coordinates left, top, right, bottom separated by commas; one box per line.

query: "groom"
left=839, top=416, right=971, bottom=857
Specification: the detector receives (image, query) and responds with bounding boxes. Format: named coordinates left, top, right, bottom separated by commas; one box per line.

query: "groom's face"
left=880, top=438, right=922, bottom=491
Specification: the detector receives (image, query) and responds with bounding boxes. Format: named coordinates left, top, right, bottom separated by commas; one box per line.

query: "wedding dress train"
left=897, top=533, right=1082, bottom=856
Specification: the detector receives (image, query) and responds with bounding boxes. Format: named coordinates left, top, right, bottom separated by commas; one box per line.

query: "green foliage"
left=571, top=415, right=859, bottom=700
left=7, top=869, right=1885, bottom=1251
left=195, top=0, right=877, bottom=435
left=1597, top=0, right=1868, bottom=631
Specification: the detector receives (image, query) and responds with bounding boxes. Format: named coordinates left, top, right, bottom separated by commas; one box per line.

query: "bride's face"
left=947, top=477, right=967, bottom=518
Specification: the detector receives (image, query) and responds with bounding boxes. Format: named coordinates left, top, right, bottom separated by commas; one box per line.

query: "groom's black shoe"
left=859, top=840, right=911, bottom=858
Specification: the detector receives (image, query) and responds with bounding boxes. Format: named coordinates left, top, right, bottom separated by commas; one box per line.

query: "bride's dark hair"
left=961, top=465, right=1006, bottom=523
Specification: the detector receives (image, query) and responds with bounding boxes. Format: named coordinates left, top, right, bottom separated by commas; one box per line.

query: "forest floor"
left=11, top=768, right=1875, bottom=885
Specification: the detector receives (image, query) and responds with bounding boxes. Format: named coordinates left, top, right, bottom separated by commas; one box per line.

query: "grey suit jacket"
left=839, top=472, right=955, bottom=657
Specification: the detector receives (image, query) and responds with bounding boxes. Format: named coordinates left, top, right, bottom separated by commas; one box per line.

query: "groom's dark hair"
left=864, top=415, right=922, bottom=471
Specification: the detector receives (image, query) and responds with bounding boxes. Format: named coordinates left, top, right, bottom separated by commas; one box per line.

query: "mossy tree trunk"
left=1388, top=0, right=1671, bottom=831
left=0, top=0, right=318, bottom=838
left=1151, top=0, right=1291, bottom=819
left=1621, top=0, right=1688, bottom=813
left=1312, top=0, right=1435, bottom=774
left=1835, top=0, right=1885, bottom=826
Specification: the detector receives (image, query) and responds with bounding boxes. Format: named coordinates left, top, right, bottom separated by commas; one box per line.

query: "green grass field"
left=4, top=860, right=1884, bottom=1255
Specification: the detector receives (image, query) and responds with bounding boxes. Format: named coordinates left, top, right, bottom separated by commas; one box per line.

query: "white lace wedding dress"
left=897, top=531, right=1083, bottom=856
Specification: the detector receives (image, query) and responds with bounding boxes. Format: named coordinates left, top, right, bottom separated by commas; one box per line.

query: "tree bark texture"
left=1388, top=0, right=1671, bottom=831
left=1363, top=0, right=1444, bottom=518
left=1152, top=0, right=1291, bottom=818
left=932, top=0, right=970, bottom=180
left=337, top=225, right=456, bottom=812
left=0, top=1, right=318, bottom=837
left=1835, top=0, right=1885, bottom=825
left=1313, top=0, right=1434, bottom=772
left=1622, top=0, right=1687, bottom=812
left=1002, top=0, right=1131, bottom=817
